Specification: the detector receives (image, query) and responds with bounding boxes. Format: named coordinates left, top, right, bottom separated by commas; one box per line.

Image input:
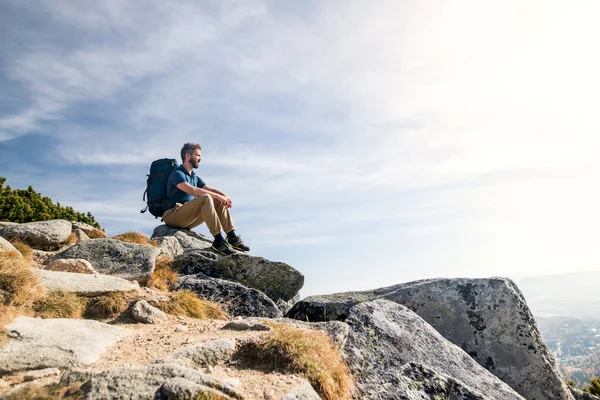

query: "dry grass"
left=86, top=228, right=107, bottom=239
left=62, top=232, right=78, bottom=246
left=151, top=290, right=228, bottom=320
left=0, top=252, right=44, bottom=308
left=250, top=323, right=355, bottom=400
left=8, top=239, right=33, bottom=261
left=111, top=232, right=157, bottom=246
left=1, top=382, right=84, bottom=400
left=33, top=291, right=87, bottom=319
left=147, top=256, right=178, bottom=291
left=0, top=304, right=32, bottom=348
left=85, top=291, right=131, bottom=319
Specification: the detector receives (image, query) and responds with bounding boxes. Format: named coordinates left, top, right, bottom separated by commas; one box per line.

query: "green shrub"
left=584, top=377, right=600, bottom=396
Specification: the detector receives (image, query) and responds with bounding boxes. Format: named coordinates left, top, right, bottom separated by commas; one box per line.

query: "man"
left=162, top=142, right=249, bottom=256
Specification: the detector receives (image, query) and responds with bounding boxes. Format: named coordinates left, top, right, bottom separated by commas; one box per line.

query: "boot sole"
left=211, top=245, right=234, bottom=256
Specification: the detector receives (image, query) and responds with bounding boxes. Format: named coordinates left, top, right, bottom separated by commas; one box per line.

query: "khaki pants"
left=162, top=194, right=235, bottom=236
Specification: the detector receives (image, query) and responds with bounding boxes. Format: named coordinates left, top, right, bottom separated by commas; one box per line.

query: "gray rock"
left=71, top=221, right=106, bottom=238
left=172, top=250, right=218, bottom=275
left=33, top=249, right=53, bottom=265
left=34, top=269, right=139, bottom=296
left=174, top=252, right=303, bottom=302
left=63, top=363, right=243, bottom=400
left=151, top=225, right=213, bottom=251
left=288, top=277, right=572, bottom=400
left=344, top=299, right=524, bottom=400
left=50, top=238, right=160, bottom=280
left=281, top=380, right=321, bottom=400
left=0, top=219, right=72, bottom=248
left=158, top=338, right=237, bottom=368
left=569, top=387, right=600, bottom=400
left=20, top=367, right=61, bottom=381
left=222, top=320, right=272, bottom=331
left=73, top=228, right=90, bottom=242
left=0, top=316, right=129, bottom=372
left=159, top=377, right=238, bottom=400
left=155, top=236, right=184, bottom=258
left=45, top=258, right=95, bottom=274
left=131, top=300, right=168, bottom=324
left=0, top=236, right=19, bottom=255
left=176, top=274, right=283, bottom=318
left=277, top=292, right=301, bottom=315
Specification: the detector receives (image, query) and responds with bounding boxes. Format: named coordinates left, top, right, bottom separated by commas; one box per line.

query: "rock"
left=0, top=316, right=129, bottom=372
left=34, top=269, right=139, bottom=296
left=71, top=221, right=106, bottom=238
left=45, top=258, right=95, bottom=274
left=570, top=387, right=600, bottom=400
left=288, top=277, right=572, bottom=400
left=32, top=249, right=53, bottom=265
left=277, top=293, right=301, bottom=315
left=21, top=367, right=61, bottom=381
left=343, top=299, right=524, bottom=400
left=151, top=225, right=213, bottom=251
left=159, top=377, right=238, bottom=400
left=154, top=236, right=184, bottom=258
left=176, top=274, right=283, bottom=318
left=174, top=252, right=303, bottom=302
left=73, top=228, right=90, bottom=242
left=222, top=320, right=272, bottom=331
left=50, top=238, right=160, bottom=280
left=0, top=219, right=72, bottom=248
left=0, top=236, right=19, bottom=255
left=0, top=378, right=7, bottom=388
left=63, top=363, right=243, bottom=400
left=281, top=379, right=321, bottom=400
left=158, top=338, right=237, bottom=368
left=171, top=250, right=217, bottom=275
left=131, top=300, right=169, bottom=324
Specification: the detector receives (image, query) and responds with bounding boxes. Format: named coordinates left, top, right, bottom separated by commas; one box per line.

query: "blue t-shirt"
left=166, top=165, right=206, bottom=209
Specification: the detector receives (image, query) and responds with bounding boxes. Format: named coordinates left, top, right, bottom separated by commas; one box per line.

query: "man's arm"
left=176, top=182, right=232, bottom=208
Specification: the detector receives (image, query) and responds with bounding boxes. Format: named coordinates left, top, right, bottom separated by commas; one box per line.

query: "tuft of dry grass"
left=33, top=290, right=87, bottom=319
left=147, top=256, right=178, bottom=291
left=251, top=323, right=355, bottom=400
left=9, top=239, right=33, bottom=261
left=151, top=290, right=228, bottom=320
left=1, top=382, right=84, bottom=400
left=85, top=291, right=131, bottom=319
left=62, top=232, right=78, bottom=246
left=0, top=252, right=44, bottom=308
left=111, top=232, right=157, bottom=246
left=86, top=228, right=107, bottom=239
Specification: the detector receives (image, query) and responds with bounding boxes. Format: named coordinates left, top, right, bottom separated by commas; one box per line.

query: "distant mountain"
left=518, top=271, right=600, bottom=319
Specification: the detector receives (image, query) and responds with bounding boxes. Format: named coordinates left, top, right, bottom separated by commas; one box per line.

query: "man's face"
left=188, top=149, right=201, bottom=168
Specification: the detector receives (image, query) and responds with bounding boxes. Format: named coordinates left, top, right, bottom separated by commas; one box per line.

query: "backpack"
left=140, top=158, right=179, bottom=218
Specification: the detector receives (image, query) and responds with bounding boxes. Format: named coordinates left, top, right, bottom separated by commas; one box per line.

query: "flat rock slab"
left=174, top=253, right=303, bottom=302
left=51, top=238, right=160, bottom=280
left=288, top=277, right=573, bottom=400
left=34, top=269, right=140, bottom=296
left=62, top=363, right=243, bottom=400
left=344, top=299, right=524, bottom=400
left=0, top=316, right=130, bottom=372
left=0, top=219, right=72, bottom=248
left=151, top=225, right=213, bottom=252
left=176, top=274, right=283, bottom=318
left=157, top=338, right=237, bottom=368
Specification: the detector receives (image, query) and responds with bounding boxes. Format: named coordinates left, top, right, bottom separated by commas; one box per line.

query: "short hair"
left=181, top=142, right=201, bottom=162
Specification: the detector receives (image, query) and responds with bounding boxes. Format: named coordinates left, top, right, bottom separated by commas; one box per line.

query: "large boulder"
left=151, top=225, right=213, bottom=252
left=0, top=219, right=72, bottom=248
left=344, top=299, right=524, bottom=400
left=34, top=269, right=140, bottom=296
left=173, top=252, right=303, bottom=302
left=288, top=277, right=573, bottom=400
left=61, top=363, right=243, bottom=400
left=0, top=316, right=130, bottom=372
left=50, top=238, right=160, bottom=280
left=176, top=274, right=283, bottom=318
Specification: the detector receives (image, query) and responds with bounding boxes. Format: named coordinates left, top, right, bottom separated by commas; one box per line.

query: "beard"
left=191, top=159, right=200, bottom=168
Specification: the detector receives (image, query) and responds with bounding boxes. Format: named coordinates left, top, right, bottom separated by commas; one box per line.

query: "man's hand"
left=217, top=194, right=232, bottom=208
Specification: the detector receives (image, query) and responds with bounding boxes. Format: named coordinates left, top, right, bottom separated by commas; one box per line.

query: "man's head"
left=181, top=142, right=202, bottom=169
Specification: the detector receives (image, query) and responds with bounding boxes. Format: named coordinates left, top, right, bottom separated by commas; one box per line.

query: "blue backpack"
left=140, top=158, right=179, bottom=218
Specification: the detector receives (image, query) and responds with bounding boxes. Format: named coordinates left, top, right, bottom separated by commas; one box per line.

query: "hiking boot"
left=211, top=238, right=235, bottom=256
left=227, top=235, right=250, bottom=252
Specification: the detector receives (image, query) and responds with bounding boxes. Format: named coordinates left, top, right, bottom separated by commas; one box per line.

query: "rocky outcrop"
left=45, top=258, right=95, bottom=274
left=151, top=225, right=213, bottom=252
left=0, top=317, right=129, bottom=372
left=174, top=252, right=303, bottom=302
left=62, top=363, right=243, bottom=400
left=34, top=269, right=140, bottom=296
left=0, top=219, right=72, bottom=248
left=289, top=277, right=572, bottom=400
left=176, top=274, right=283, bottom=318
left=73, top=229, right=90, bottom=242
left=281, top=380, right=322, bottom=400
left=343, top=299, right=525, bottom=400
left=0, top=237, right=19, bottom=255
left=158, top=338, right=237, bottom=368
left=154, top=236, right=184, bottom=258
left=50, top=238, right=160, bottom=280
left=569, top=387, right=600, bottom=400
left=131, top=300, right=168, bottom=324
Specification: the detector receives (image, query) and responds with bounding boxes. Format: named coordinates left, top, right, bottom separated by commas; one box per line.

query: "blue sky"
left=1, top=1, right=599, bottom=297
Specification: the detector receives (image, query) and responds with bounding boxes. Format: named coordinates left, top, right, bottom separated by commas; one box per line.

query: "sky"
left=1, top=0, right=599, bottom=298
